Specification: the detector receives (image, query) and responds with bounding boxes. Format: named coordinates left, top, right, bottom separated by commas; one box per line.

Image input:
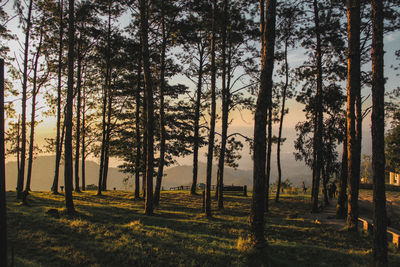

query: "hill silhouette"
left=5, top=154, right=312, bottom=191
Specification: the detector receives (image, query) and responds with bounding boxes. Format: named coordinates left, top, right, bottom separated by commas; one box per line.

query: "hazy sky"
left=3, top=3, right=400, bottom=172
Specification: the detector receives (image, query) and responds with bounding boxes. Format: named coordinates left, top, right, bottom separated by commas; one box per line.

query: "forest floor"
left=5, top=190, right=400, bottom=267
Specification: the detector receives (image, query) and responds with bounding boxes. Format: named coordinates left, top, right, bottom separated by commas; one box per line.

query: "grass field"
left=5, top=190, right=400, bottom=266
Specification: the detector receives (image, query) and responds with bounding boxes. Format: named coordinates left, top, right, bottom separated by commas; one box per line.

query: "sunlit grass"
left=5, top=190, right=400, bottom=266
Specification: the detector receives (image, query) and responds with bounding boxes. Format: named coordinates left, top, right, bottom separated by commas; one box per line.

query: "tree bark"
left=17, top=0, right=33, bottom=199
left=205, top=0, right=217, bottom=218
left=0, top=58, right=7, bottom=267
left=64, top=0, right=75, bottom=214
left=140, top=0, right=154, bottom=215
left=25, top=28, right=44, bottom=193
left=311, top=0, right=323, bottom=213
left=371, top=0, right=388, bottom=264
left=81, top=85, right=86, bottom=191
left=265, top=105, right=272, bottom=211
left=190, top=47, right=205, bottom=195
left=52, top=0, right=64, bottom=194
left=250, top=0, right=276, bottom=247
left=275, top=37, right=289, bottom=203
left=154, top=0, right=167, bottom=206
left=97, top=1, right=112, bottom=195
left=217, top=0, right=229, bottom=210
left=74, top=38, right=82, bottom=193
left=135, top=56, right=142, bottom=199
left=336, top=134, right=348, bottom=218
left=346, top=0, right=361, bottom=231
left=102, top=78, right=113, bottom=191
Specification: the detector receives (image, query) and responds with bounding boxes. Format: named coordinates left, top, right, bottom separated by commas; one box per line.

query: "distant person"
left=302, top=181, right=307, bottom=194
left=332, top=183, right=337, bottom=198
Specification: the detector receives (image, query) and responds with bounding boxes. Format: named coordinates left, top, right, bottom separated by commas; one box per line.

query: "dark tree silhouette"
left=0, top=58, right=7, bottom=267
left=345, top=0, right=361, bottom=231
left=63, top=0, right=75, bottom=214
left=51, top=0, right=64, bottom=194
left=17, top=0, right=33, bottom=199
left=140, top=0, right=154, bottom=215
left=371, top=0, right=388, bottom=264
left=250, top=0, right=276, bottom=247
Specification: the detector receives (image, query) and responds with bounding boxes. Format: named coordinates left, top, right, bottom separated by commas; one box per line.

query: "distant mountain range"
left=4, top=154, right=312, bottom=191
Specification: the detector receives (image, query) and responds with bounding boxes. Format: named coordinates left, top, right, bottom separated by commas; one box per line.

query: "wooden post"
left=243, top=185, right=247, bottom=196
left=0, top=58, right=7, bottom=267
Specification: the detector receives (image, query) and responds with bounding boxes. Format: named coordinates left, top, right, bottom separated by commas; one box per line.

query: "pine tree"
left=250, top=0, right=276, bottom=247
left=64, top=0, right=76, bottom=214
left=371, top=0, right=388, bottom=264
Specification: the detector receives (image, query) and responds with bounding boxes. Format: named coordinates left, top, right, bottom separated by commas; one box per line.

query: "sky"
left=2, top=2, right=400, bottom=172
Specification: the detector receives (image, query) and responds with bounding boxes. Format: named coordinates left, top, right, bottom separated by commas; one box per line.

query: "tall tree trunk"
left=25, top=28, right=44, bottom=192
left=154, top=0, right=167, bottom=206
left=0, top=58, right=7, bottom=267
left=311, top=0, right=323, bottom=213
left=275, top=37, right=289, bottom=203
left=135, top=56, right=142, bottom=199
left=142, top=90, right=147, bottom=199
left=52, top=0, right=64, bottom=194
left=102, top=79, right=113, bottom=191
left=81, top=85, right=86, bottom=191
left=371, top=0, right=387, bottom=264
left=217, top=0, right=229, bottom=210
left=265, top=105, right=272, bottom=211
left=250, top=0, right=276, bottom=247
left=17, top=116, right=20, bottom=178
left=64, top=0, right=75, bottom=214
left=17, top=0, right=33, bottom=199
left=322, top=162, right=329, bottom=206
left=140, top=0, right=154, bottom=215
left=346, top=0, right=361, bottom=231
left=190, top=48, right=205, bottom=195
left=336, top=134, right=348, bottom=218
left=205, top=0, right=217, bottom=218
left=74, top=40, right=82, bottom=193
left=97, top=1, right=112, bottom=196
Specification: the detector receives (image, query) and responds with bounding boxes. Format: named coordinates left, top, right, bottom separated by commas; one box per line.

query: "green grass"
left=5, top=190, right=400, bottom=266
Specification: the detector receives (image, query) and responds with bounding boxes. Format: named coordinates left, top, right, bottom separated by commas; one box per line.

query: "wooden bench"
left=223, top=185, right=247, bottom=196
left=358, top=217, right=400, bottom=248
left=169, top=186, right=190, bottom=191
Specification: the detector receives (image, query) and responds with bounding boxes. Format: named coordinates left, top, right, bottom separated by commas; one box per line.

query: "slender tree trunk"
left=336, top=134, right=348, bottom=218
left=97, top=2, right=112, bottom=196
left=140, top=0, right=154, bottom=215
left=25, top=28, right=44, bottom=193
left=154, top=0, right=167, bottom=206
left=81, top=85, right=86, bottom=191
left=322, top=163, right=329, bottom=206
left=205, top=0, right=217, bottom=218
left=190, top=48, right=204, bottom=195
left=17, top=116, right=20, bottom=178
left=276, top=38, right=289, bottom=203
left=265, top=105, right=272, bottom=211
left=64, top=0, right=75, bottom=214
left=142, top=92, right=147, bottom=199
left=102, top=79, right=113, bottom=191
left=346, top=0, right=361, bottom=231
left=74, top=40, right=82, bottom=193
left=52, top=0, right=64, bottom=194
left=250, top=0, right=276, bottom=247
left=17, top=0, right=34, bottom=199
left=217, top=0, right=229, bottom=210
left=135, top=56, right=142, bottom=199
left=371, top=0, right=387, bottom=264
left=0, top=58, right=7, bottom=267
left=311, top=0, right=323, bottom=213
